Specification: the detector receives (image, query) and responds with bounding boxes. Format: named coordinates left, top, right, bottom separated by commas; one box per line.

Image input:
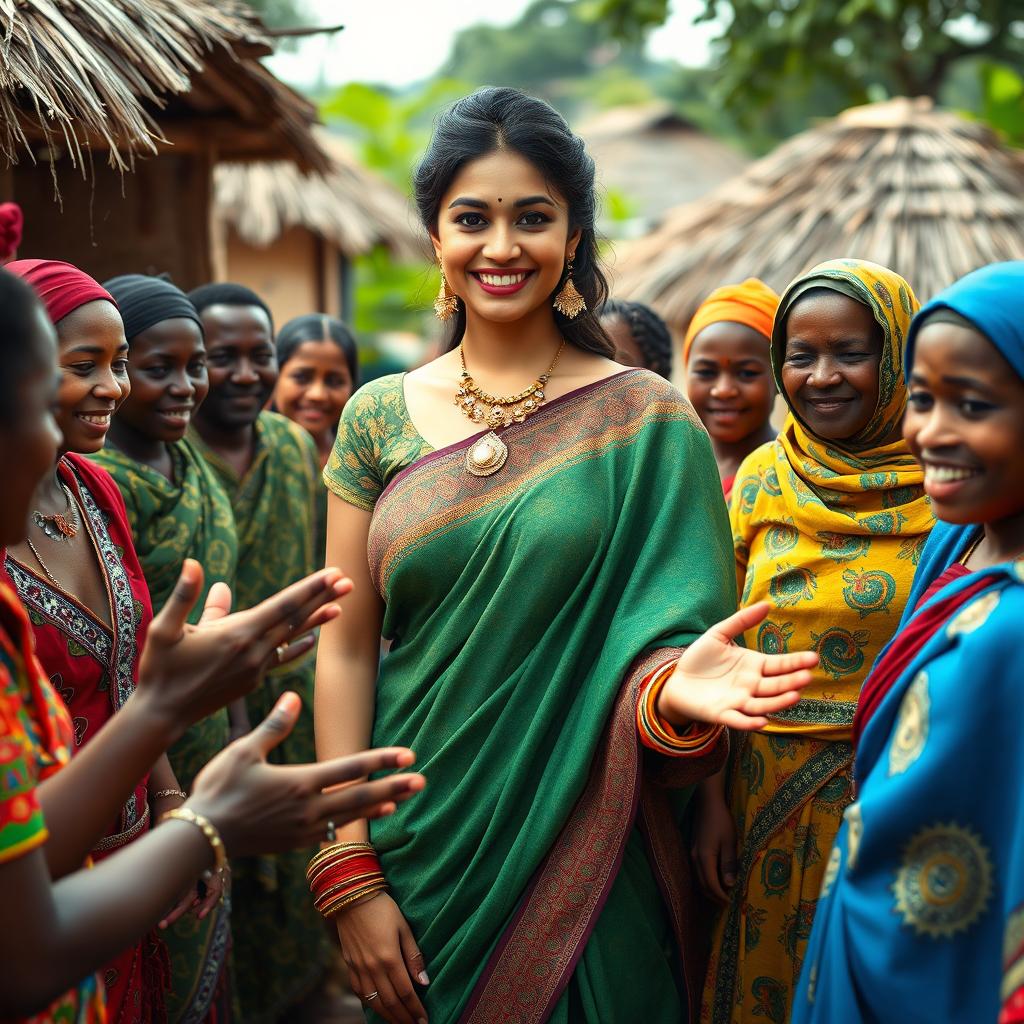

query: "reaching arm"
left=1, top=694, right=423, bottom=1018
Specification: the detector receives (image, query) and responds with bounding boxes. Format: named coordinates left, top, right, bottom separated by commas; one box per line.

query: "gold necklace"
left=455, top=340, right=566, bottom=430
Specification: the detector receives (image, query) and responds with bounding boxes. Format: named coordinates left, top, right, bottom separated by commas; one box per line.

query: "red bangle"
left=307, top=842, right=388, bottom=918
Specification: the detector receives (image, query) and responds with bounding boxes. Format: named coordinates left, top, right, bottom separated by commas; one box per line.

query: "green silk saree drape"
left=355, top=370, right=736, bottom=1023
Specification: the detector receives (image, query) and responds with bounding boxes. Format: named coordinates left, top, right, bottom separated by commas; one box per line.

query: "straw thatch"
left=214, top=130, right=426, bottom=261
left=0, top=0, right=325, bottom=173
left=614, top=98, right=1024, bottom=332
left=578, top=103, right=748, bottom=237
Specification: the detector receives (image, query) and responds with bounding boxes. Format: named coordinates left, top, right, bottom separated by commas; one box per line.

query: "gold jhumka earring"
left=434, top=261, right=459, bottom=321
left=552, top=254, right=586, bottom=319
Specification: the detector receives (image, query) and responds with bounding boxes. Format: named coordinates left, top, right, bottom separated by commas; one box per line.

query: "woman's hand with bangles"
left=334, top=892, right=429, bottom=1024
left=658, top=602, right=818, bottom=731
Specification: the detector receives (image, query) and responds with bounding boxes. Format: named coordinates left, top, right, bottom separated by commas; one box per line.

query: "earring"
left=553, top=255, right=586, bottom=319
left=434, top=261, right=459, bottom=321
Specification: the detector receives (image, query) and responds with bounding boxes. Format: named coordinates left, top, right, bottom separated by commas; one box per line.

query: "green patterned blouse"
left=324, top=373, right=434, bottom=510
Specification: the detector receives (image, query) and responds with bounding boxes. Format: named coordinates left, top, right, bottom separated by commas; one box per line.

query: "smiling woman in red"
left=3, top=259, right=188, bottom=1024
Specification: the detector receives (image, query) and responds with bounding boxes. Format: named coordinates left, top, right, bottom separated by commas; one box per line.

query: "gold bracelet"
left=152, top=788, right=188, bottom=801
left=162, top=807, right=227, bottom=873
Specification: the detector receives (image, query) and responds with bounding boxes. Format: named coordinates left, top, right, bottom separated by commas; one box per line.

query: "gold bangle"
left=152, top=788, right=188, bottom=801
left=162, top=807, right=227, bottom=873
left=320, top=884, right=388, bottom=917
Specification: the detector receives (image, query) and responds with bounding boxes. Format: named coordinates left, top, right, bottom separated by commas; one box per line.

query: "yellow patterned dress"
left=701, top=260, right=934, bottom=1024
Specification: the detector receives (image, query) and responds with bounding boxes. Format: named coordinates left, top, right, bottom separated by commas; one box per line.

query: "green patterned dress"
left=92, top=437, right=239, bottom=1024
left=189, top=411, right=330, bottom=1023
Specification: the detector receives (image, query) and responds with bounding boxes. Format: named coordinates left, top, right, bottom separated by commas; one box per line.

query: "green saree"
left=190, top=411, right=330, bottom=1023
left=91, top=437, right=238, bottom=1024
left=326, top=369, right=737, bottom=1024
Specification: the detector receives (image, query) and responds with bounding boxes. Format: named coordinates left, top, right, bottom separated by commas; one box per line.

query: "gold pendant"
left=466, top=432, right=508, bottom=477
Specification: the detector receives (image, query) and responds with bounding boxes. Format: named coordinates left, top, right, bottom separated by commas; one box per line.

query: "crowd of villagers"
left=0, top=85, right=1022, bottom=1024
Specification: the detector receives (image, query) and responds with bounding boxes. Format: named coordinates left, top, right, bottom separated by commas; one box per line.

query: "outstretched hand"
left=658, top=603, right=818, bottom=731
left=188, top=692, right=426, bottom=857
left=136, top=560, right=353, bottom=730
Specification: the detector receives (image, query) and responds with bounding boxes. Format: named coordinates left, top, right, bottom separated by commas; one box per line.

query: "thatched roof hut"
left=1, top=0, right=326, bottom=286
left=578, top=103, right=748, bottom=238
left=213, top=130, right=425, bottom=324
left=614, top=98, right=1024, bottom=334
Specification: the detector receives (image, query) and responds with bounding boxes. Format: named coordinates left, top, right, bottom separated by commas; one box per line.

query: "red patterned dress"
left=5, top=454, right=165, bottom=1024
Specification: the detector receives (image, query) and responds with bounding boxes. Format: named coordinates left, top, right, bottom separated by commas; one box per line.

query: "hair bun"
left=0, top=202, right=24, bottom=260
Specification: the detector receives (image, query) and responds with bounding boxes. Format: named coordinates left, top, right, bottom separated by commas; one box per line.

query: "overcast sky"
left=265, top=0, right=718, bottom=89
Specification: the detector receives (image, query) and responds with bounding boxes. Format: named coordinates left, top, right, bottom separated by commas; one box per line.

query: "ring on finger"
left=275, top=643, right=288, bottom=664
left=325, top=819, right=336, bottom=843
left=363, top=991, right=379, bottom=1003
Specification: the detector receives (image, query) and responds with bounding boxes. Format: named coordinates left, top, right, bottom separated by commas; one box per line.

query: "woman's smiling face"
left=904, top=319, right=1024, bottom=527
left=430, top=149, right=580, bottom=326
left=54, top=299, right=131, bottom=454
left=781, top=291, right=883, bottom=441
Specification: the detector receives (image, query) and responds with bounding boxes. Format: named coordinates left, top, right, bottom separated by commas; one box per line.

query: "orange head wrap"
left=682, top=278, right=781, bottom=364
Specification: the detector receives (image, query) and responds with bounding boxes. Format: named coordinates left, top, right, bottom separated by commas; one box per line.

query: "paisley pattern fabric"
left=704, top=260, right=934, bottom=1024
left=91, top=439, right=238, bottom=1024
left=0, top=577, right=104, bottom=1023
left=794, top=261, right=1024, bottom=1023
left=190, top=411, right=329, bottom=1023
left=5, top=455, right=164, bottom=1024
left=327, top=369, right=735, bottom=1024
left=324, top=373, right=433, bottom=510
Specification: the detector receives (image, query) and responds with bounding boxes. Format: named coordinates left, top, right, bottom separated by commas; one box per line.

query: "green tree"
left=592, top=0, right=1024, bottom=136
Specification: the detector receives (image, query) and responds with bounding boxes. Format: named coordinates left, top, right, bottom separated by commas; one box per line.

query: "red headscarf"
left=5, top=258, right=117, bottom=325
left=0, top=203, right=24, bottom=262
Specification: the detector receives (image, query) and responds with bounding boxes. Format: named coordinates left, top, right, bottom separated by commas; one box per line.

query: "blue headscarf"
left=901, top=260, right=1024, bottom=615
left=905, top=260, right=1024, bottom=379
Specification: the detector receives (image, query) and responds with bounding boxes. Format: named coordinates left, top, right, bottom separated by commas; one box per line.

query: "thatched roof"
left=614, top=98, right=1024, bottom=332
left=0, top=0, right=326, bottom=173
left=214, top=130, right=426, bottom=261
left=578, top=103, right=748, bottom=237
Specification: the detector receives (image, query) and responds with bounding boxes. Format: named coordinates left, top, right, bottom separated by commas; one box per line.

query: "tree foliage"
left=593, top=0, right=1024, bottom=137
left=242, top=0, right=309, bottom=29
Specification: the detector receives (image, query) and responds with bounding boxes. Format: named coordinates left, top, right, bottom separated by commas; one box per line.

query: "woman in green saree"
left=315, top=88, right=817, bottom=1024
left=91, top=273, right=241, bottom=1023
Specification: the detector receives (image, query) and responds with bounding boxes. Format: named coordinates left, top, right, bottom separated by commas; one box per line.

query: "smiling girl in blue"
left=792, top=261, right=1024, bottom=1024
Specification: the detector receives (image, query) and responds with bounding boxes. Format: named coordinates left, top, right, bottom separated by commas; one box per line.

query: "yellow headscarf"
left=731, top=259, right=934, bottom=738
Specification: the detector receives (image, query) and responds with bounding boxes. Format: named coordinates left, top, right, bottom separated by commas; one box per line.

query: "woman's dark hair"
left=601, top=299, right=673, bottom=379
left=276, top=313, right=359, bottom=387
left=413, top=87, right=613, bottom=357
left=0, top=269, right=49, bottom=425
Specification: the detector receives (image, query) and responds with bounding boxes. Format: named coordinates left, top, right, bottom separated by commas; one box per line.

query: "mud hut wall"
left=225, top=225, right=342, bottom=328
left=13, top=151, right=214, bottom=288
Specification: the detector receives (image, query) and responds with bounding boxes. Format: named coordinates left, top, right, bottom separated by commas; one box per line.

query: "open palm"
left=659, top=603, right=818, bottom=731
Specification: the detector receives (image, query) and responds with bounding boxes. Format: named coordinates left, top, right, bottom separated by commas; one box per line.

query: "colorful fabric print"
left=715, top=259, right=932, bottom=1024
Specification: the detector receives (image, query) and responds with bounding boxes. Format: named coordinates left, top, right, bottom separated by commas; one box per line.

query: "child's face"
left=904, top=320, right=1024, bottom=526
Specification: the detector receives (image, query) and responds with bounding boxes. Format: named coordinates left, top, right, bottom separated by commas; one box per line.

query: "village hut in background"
left=577, top=103, right=748, bottom=238
left=614, top=98, right=1024, bottom=344
left=214, top=130, right=425, bottom=326
left=0, top=0, right=326, bottom=288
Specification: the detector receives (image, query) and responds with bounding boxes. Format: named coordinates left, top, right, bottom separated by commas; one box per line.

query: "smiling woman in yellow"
left=699, top=259, right=935, bottom=1024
